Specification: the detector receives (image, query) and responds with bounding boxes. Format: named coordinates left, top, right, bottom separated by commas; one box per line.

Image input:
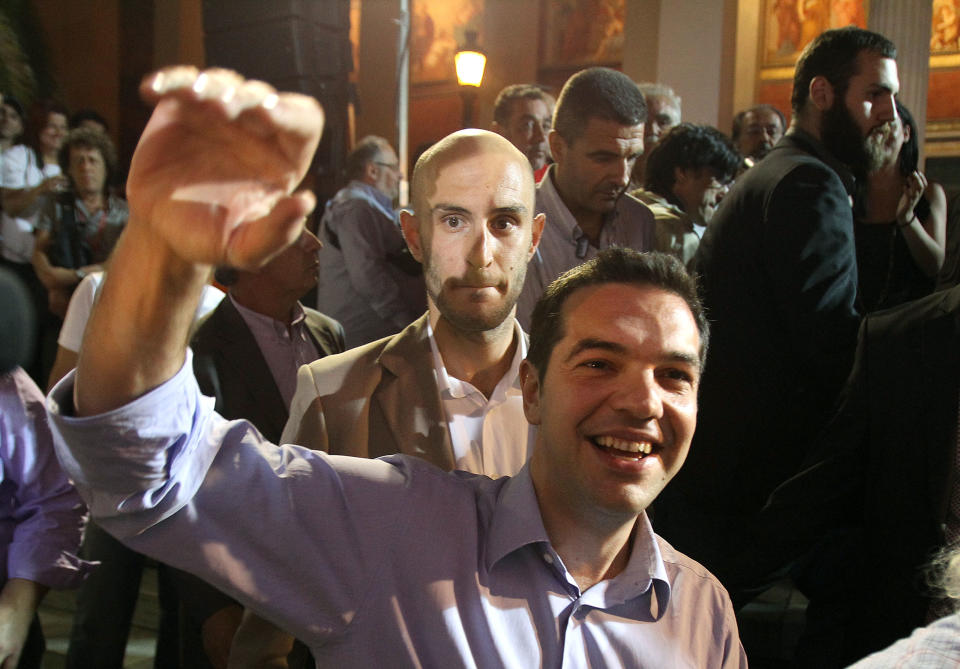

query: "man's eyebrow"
left=665, top=350, right=701, bottom=371
left=491, top=204, right=528, bottom=215
left=565, top=338, right=702, bottom=370
left=565, top=338, right=627, bottom=362
left=432, top=203, right=528, bottom=216
left=431, top=204, right=471, bottom=216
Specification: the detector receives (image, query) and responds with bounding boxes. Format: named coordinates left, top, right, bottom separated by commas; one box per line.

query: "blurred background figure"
left=0, top=94, right=25, bottom=157
left=491, top=83, right=555, bottom=182
left=1, top=100, right=69, bottom=384
left=32, top=128, right=126, bottom=318
left=629, top=82, right=681, bottom=189
left=731, top=103, right=786, bottom=169
left=316, top=136, right=424, bottom=348
left=631, top=123, right=739, bottom=268
left=854, top=100, right=947, bottom=312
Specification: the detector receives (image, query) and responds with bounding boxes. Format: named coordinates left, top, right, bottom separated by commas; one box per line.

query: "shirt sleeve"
left=1, top=369, right=90, bottom=588
left=1, top=146, right=29, bottom=189
left=46, top=353, right=414, bottom=644
left=58, top=272, right=102, bottom=351
left=329, top=200, right=420, bottom=328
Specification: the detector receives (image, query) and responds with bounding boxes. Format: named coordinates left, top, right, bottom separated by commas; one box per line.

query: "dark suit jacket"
left=751, top=286, right=960, bottom=661
left=191, top=297, right=345, bottom=443
left=659, top=132, right=862, bottom=541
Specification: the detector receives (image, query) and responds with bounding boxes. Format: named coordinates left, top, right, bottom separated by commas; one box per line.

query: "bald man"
left=233, top=128, right=546, bottom=664
left=282, top=128, right=544, bottom=474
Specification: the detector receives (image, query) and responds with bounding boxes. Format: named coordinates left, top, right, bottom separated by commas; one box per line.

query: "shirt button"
left=543, top=552, right=554, bottom=564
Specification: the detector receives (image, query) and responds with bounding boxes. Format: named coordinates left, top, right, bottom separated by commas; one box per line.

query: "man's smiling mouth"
left=591, top=435, right=653, bottom=458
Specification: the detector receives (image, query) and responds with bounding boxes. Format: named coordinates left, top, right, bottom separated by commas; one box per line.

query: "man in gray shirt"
left=517, top=67, right=655, bottom=328
left=316, top=135, right=425, bottom=347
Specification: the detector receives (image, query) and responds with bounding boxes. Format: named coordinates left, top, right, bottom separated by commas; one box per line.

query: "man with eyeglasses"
left=630, top=123, right=740, bottom=269
left=316, top=135, right=425, bottom=348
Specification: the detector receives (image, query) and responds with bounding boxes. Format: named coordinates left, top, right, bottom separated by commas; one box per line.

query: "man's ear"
left=528, top=213, right=545, bottom=260
left=809, top=75, right=834, bottom=112
left=519, top=359, right=542, bottom=426
left=364, top=160, right=379, bottom=183
left=548, top=129, right=566, bottom=166
left=399, top=209, right=425, bottom=263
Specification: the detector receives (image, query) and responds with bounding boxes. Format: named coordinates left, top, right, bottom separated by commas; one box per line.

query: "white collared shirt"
left=427, top=320, right=536, bottom=478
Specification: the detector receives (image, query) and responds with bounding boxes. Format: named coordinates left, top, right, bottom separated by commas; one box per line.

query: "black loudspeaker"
left=202, top=0, right=352, bottom=206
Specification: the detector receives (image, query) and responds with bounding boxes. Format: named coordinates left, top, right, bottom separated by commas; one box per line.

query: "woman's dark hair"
left=896, top=100, right=918, bottom=177
left=25, top=99, right=68, bottom=164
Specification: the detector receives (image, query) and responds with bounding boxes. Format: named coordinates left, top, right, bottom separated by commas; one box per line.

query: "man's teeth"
left=594, top=436, right=652, bottom=455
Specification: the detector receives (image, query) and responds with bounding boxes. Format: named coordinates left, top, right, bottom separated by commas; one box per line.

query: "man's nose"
left=878, top=93, right=896, bottom=122
left=468, top=227, right=494, bottom=268
left=610, top=370, right=664, bottom=420
left=531, top=122, right=545, bottom=144
left=611, top=158, right=632, bottom=188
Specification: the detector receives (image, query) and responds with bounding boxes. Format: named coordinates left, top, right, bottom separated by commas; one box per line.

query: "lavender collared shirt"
left=1, top=368, right=90, bottom=588
left=230, top=296, right=320, bottom=410
left=48, top=355, right=745, bottom=667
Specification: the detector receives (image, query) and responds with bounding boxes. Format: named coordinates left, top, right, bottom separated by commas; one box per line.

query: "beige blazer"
left=281, top=313, right=456, bottom=470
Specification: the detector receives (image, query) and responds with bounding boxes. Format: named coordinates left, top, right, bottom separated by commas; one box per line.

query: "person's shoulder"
left=303, top=306, right=343, bottom=335
left=299, top=331, right=397, bottom=391
left=655, top=533, right=731, bottom=597
left=617, top=190, right=655, bottom=224
left=758, top=140, right=846, bottom=193
left=866, top=285, right=960, bottom=341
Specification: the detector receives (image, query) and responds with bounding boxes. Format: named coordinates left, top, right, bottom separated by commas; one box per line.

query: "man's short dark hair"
left=345, top=135, right=390, bottom=181
left=731, top=104, right=785, bottom=142
left=58, top=127, right=118, bottom=194
left=526, top=249, right=709, bottom=377
left=553, top=68, right=647, bottom=144
left=644, top=123, right=740, bottom=198
left=493, top=84, right=553, bottom=126
left=791, top=27, right=896, bottom=115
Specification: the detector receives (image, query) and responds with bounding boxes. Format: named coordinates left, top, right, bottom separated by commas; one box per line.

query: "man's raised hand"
left=128, top=66, right=324, bottom=269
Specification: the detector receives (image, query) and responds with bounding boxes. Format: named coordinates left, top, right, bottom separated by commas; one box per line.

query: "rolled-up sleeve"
left=46, top=352, right=415, bottom=644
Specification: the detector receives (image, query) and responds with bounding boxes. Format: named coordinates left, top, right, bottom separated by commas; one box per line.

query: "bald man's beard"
left=424, top=260, right=527, bottom=333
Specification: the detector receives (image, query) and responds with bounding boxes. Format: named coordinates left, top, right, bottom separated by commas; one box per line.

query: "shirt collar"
left=783, top=129, right=857, bottom=196
left=485, top=463, right=673, bottom=618
left=537, top=164, right=620, bottom=245
left=336, top=180, right=396, bottom=220
left=230, top=294, right=306, bottom=337
left=426, top=319, right=526, bottom=401
left=73, top=194, right=117, bottom=221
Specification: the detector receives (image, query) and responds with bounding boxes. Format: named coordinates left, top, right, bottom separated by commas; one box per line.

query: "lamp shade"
left=455, top=49, right=486, bottom=87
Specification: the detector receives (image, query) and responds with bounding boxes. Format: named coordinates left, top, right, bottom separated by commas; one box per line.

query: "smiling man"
left=47, top=66, right=745, bottom=667
left=240, top=127, right=546, bottom=666
left=516, top=67, right=655, bottom=329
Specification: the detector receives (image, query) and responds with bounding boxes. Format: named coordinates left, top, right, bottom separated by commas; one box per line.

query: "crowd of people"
left=1, top=24, right=959, bottom=669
